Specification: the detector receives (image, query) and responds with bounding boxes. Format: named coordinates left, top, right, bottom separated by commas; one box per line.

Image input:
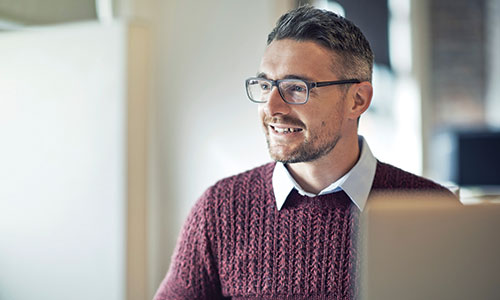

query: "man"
left=154, top=5, right=453, bottom=300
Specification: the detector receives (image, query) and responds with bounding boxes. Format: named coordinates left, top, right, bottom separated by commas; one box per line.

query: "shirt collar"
left=272, top=136, right=377, bottom=211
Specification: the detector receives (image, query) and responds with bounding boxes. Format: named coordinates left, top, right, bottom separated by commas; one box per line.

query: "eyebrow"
left=256, top=72, right=314, bottom=82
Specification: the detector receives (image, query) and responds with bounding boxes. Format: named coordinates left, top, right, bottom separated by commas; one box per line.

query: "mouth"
left=269, top=125, right=303, bottom=134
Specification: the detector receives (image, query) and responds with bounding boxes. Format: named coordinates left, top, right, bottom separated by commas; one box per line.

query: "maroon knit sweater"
left=154, top=161, right=453, bottom=300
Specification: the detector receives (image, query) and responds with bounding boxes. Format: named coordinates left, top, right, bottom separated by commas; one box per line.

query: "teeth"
left=273, top=126, right=302, bottom=133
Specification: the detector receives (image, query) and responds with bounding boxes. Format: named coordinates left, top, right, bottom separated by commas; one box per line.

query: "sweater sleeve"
left=153, top=187, right=224, bottom=300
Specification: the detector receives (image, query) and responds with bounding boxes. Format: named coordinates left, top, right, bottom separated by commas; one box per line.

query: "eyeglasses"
left=245, top=77, right=361, bottom=105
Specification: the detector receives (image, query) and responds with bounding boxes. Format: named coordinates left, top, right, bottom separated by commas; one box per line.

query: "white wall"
left=0, top=22, right=126, bottom=300
left=156, top=0, right=286, bottom=216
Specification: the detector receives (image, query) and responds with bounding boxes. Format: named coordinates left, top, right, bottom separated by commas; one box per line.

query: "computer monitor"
left=451, top=130, right=500, bottom=187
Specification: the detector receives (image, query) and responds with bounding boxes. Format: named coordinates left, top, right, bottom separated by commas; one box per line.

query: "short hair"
left=267, top=5, right=374, bottom=82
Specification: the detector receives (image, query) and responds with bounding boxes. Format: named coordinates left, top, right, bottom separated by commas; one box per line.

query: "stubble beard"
left=266, top=127, right=342, bottom=164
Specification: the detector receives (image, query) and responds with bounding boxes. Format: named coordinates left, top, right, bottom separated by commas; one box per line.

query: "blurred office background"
left=0, top=0, right=499, bottom=299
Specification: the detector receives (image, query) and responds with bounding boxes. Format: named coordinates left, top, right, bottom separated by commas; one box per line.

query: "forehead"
left=259, top=39, right=338, bottom=80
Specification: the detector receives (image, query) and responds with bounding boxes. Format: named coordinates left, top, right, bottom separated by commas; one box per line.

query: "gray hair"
left=267, top=5, right=374, bottom=82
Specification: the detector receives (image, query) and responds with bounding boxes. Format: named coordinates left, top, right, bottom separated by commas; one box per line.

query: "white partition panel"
left=0, top=22, right=126, bottom=300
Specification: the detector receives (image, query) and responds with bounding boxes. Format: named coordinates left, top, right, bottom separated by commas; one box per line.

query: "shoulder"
left=198, top=162, right=276, bottom=207
left=182, top=162, right=276, bottom=242
left=372, top=160, right=450, bottom=193
left=189, top=162, right=276, bottom=246
left=206, top=162, right=275, bottom=195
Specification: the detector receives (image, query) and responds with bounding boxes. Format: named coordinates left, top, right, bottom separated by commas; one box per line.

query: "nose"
left=261, top=86, right=291, bottom=116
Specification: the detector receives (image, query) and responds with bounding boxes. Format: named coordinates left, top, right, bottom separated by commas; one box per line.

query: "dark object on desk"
left=451, top=130, right=500, bottom=186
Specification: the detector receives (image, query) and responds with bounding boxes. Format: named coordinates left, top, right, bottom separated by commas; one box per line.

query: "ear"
left=346, top=81, right=373, bottom=120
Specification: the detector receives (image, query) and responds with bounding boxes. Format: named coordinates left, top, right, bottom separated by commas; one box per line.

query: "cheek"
left=257, top=106, right=268, bottom=130
left=257, top=106, right=264, bottom=121
left=309, top=107, right=343, bottom=132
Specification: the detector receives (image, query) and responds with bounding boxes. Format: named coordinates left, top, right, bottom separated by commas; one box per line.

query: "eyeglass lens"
left=247, top=78, right=308, bottom=104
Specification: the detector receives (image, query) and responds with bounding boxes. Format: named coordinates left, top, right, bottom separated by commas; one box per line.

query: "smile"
left=270, top=125, right=303, bottom=134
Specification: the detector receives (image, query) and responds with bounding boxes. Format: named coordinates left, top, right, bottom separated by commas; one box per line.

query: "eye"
left=283, top=83, right=307, bottom=94
left=260, top=82, right=271, bottom=90
left=290, top=84, right=306, bottom=93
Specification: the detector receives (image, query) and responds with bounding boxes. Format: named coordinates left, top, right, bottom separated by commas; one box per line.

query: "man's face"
left=258, top=39, right=350, bottom=164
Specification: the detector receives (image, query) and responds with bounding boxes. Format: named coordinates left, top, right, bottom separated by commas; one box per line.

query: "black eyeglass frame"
left=245, top=77, right=361, bottom=105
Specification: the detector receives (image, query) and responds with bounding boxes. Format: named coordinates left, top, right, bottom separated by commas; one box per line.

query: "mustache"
left=264, top=116, right=306, bottom=129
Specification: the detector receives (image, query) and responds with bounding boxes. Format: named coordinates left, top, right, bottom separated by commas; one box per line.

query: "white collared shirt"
left=272, top=136, right=377, bottom=211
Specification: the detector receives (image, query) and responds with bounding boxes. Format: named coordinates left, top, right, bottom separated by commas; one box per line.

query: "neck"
left=286, top=134, right=360, bottom=194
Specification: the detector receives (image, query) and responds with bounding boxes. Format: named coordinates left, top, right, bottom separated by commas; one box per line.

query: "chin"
left=269, top=149, right=303, bottom=164
left=269, top=149, right=291, bottom=163
left=268, top=142, right=336, bottom=164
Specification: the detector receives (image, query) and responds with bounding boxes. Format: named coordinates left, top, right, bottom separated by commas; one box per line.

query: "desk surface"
left=459, top=186, right=500, bottom=205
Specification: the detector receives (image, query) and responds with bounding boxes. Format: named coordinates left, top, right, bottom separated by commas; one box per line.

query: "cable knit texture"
left=154, top=161, right=452, bottom=300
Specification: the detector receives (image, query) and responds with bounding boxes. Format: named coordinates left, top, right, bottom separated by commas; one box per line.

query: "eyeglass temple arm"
left=313, top=79, right=361, bottom=88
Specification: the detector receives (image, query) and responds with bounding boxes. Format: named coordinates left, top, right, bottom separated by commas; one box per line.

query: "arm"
left=153, top=188, right=223, bottom=300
